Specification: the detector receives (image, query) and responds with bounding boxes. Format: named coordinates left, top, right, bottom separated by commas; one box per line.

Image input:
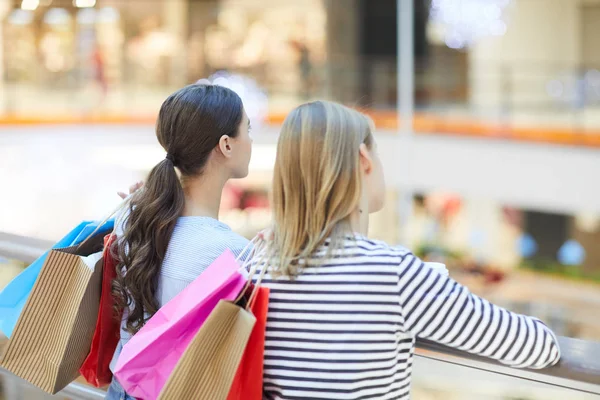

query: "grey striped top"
left=254, top=234, right=561, bottom=400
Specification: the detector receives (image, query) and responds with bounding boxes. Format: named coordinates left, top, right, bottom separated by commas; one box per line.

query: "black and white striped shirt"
left=255, top=234, right=560, bottom=400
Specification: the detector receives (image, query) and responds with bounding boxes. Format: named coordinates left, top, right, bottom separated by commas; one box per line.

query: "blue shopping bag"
left=0, top=219, right=114, bottom=338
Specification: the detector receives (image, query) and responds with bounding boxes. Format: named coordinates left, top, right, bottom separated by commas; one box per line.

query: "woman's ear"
left=359, top=143, right=373, bottom=175
left=218, top=135, right=233, bottom=158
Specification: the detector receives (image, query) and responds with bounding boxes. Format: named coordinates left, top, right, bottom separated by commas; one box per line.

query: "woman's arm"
left=397, top=253, right=560, bottom=369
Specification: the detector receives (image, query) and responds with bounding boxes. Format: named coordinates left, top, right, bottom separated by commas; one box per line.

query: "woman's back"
left=111, top=216, right=248, bottom=370
left=258, top=234, right=560, bottom=400
left=155, top=216, right=249, bottom=305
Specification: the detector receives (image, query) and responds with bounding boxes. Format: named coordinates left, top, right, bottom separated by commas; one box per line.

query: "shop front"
left=0, top=0, right=328, bottom=117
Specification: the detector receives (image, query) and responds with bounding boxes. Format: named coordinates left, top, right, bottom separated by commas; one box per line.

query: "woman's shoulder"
left=349, top=234, right=414, bottom=258
left=340, top=235, right=424, bottom=277
left=171, top=217, right=249, bottom=251
left=160, top=221, right=250, bottom=279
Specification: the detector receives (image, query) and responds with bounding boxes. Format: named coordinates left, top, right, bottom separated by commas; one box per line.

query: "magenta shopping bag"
left=113, top=250, right=247, bottom=400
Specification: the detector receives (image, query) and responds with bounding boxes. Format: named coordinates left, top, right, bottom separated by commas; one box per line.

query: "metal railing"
left=0, top=231, right=599, bottom=399
left=417, top=339, right=600, bottom=396
left=3, top=59, right=600, bottom=126
left=0, top=368, right=105, bottom=400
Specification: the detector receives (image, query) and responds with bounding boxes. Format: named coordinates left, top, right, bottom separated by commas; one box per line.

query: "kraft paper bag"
left=226, top=286, right=269, bottom=400
left=0, top=229, right=109, bottom=394
left=157, top=300, right=257, bottom=400
left=113, top=250, right=247, bottom=400
left=0, top=220, right=114, bottom=338
left=159, top=243, right=270, bottom=400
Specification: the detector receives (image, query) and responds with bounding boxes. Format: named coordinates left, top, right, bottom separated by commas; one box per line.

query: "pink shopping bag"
left=113, top=250, right=246, bottom=400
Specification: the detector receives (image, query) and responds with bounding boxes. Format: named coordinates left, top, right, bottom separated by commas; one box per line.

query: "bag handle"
left=234, top=237, right=257, bottom=266
left=246, top=255, right=269, bottom=311
left=76, top=197, right=131, bottom=250
left=234, top=235, right=270, bottom=310
left=234, top=236, right=263, bottom=302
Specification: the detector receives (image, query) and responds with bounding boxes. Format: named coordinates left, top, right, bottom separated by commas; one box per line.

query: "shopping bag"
left=0, top=220, right=114, bottom=338
left=79, top=234, right=122, bottom=387
left=157, top=300, right=257, bottom=400
left=227, top=286, right=269, bottom=400
left=0, top=228, right=111, bottom=394
left=158, top=247, right=269, bottom=400
left=113, top=250, right=247, bottom=400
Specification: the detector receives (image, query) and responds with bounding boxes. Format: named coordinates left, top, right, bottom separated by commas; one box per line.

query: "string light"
left=73, top=0, right=96, bottom=8
left=430, top=0, right=511, bottom=49
left=20, top=0, right=39, bottom=11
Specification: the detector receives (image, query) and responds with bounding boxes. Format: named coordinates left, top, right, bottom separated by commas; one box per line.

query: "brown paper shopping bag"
left=0, top=231, right=107, bottom=394
left=158, top=300, right=257, bottom=400
left=158, top=241, right=270, bottom=400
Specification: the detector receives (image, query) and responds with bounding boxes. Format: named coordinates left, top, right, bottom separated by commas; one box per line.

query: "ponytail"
left=112, top=83, right=243, bottom=334
left=113, top=158, right=184, bottom=334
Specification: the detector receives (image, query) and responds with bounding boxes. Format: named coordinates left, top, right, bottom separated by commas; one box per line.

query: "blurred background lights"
left=43, top=8, right=70, bottom=25
left=97, top=7, right=120, bottom=23
left=20, top=0, right=39, bottom=11
left=517, top=233, right=538, bottom=258
left=8, top=9, right=33, bottom=24
left=558, top=240, right=586, bottom=266
left=431, top=0, right=511, bottom=49
left=76, top=8, right=96, bottom=25
left=198, top=72, right=268, bottom=127
left=73, top=0, right=96, bottom=8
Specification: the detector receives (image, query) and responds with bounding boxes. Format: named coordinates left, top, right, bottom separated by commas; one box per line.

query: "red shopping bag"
left=227, top=286, right=270, bottom=400
left=79, top=234, right=123, bottom=387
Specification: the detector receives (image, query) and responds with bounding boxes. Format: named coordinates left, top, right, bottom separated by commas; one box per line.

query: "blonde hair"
left=269, top=101, right=374, bottom=276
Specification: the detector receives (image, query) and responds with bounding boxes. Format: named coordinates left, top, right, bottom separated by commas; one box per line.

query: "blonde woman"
left=256, top=101, right=560, bottom=400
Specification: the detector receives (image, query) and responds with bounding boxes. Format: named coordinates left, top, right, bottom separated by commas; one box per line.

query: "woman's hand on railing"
left=397, top=253, right=561, bottom=370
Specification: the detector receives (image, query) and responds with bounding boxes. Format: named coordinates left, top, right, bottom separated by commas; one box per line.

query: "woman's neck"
left=349, top=207, right=369, bottom=236
left=182, top=171, right=228, bottom=220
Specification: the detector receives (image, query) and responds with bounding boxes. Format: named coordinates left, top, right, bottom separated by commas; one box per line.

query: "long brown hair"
left=114, top=84, right=244, bottom=334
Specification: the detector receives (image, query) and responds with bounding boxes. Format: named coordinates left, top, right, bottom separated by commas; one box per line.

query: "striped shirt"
left=254, top=234, right=561, bottom=400
left=110, top=216, right=249, bottom=371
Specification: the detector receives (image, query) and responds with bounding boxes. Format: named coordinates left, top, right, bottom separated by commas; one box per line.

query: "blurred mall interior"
left=0, top=0, right=599, bottom=399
